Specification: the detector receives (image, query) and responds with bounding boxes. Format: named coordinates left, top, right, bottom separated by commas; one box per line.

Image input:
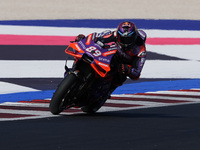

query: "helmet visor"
left=118, top=35, right=135, bottom=45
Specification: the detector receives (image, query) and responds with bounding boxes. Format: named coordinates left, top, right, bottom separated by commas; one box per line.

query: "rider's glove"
left=118, top=64, right=131, bottom=75
left=75, top=34, right=85, bottom=42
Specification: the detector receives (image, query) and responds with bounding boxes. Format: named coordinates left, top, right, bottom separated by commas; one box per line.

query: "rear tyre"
left=49, top=73, right=78, bottom=115
left=81, top=97, right=107, bottom=114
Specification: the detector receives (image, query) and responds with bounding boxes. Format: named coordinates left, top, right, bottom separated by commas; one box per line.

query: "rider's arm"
left=119, top=45, right=146, bottom=80
left=128, top=45, right=146, bottom=80
left=96, top=31, right=116, bottom=45
left=128, top=30, right=147, bottom=79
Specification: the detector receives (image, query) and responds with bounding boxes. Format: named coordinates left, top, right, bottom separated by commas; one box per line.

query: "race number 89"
left=86, top=46, right=101, bottom=57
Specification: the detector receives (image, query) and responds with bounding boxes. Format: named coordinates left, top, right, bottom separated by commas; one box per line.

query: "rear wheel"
left=81, top=97, right=107, bottom=114
left=49, top=73, right=78, bottom=115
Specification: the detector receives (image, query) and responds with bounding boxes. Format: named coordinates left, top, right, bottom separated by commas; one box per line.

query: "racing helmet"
left=116, top=21, right=138, bottom=49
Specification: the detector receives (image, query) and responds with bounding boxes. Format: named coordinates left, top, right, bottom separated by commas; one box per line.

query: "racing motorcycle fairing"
left=65, top=33, right=119, bottom=77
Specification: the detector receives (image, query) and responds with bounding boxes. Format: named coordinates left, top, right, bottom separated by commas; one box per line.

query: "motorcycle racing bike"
left=49, top=32, right=122, bottom=115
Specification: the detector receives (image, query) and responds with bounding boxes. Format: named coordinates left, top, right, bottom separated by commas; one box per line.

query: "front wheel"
left=49, top=73, right=78, bottom=115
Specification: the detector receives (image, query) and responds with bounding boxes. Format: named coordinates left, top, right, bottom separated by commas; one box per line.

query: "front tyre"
left=49, top=73, right=78, bottom=115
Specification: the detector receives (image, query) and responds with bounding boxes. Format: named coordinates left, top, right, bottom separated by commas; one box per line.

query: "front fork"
left=65, top=68, right=96, bottom=107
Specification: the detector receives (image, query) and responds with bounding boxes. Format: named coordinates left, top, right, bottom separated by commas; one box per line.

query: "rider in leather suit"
left=66, top=21, right=147, bottom=92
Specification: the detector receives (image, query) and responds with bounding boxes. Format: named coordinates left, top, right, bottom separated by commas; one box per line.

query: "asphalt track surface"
left=1, top=103, right=200, bottom=150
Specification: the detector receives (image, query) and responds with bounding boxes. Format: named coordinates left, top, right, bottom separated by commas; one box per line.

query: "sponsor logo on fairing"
left=78, top=41, right=86, bottom=49
left=103, top=50, right=117, bottom=57
left=94, top=42, right=103, bottom=49
left=98, top=62, right=109, bottom=67
left=98, top=57, right=110, bottom=63
left=75, top=44, right=83, bottom=52
left=108, top=47, right=118, bottom=51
